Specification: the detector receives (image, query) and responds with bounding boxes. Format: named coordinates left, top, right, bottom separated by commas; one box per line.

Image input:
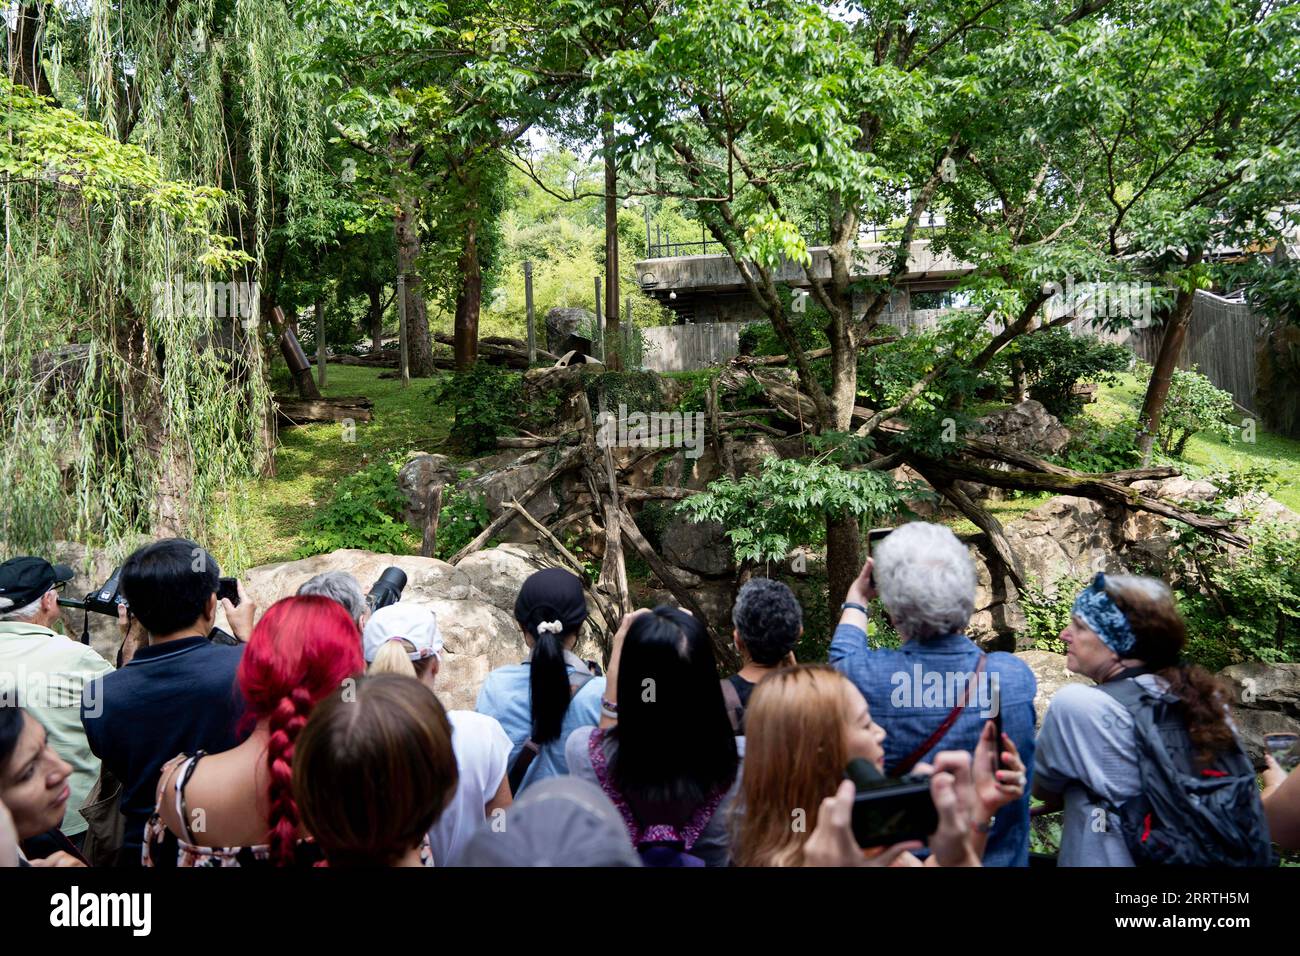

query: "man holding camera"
left=80, top=538, right=256, bottom=866
left=0, top=557, right=115, bottom=848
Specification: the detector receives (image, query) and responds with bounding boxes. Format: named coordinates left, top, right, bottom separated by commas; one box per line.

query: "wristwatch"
left=841, top=601, right=868, bottom=614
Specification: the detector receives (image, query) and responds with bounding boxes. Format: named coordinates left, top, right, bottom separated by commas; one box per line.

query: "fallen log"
left=274, top=395, right=373, bottom=425
left=906, top=452, right=1249, bottom=548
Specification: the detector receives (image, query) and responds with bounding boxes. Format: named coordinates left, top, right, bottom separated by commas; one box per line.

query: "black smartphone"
left=990, top=678, right=1004, bottom=775
left=851, top=778, right=938, bottom=847
left=866, top=527, right=892, bottom=591
left=217, top=577, right=241, bottom=607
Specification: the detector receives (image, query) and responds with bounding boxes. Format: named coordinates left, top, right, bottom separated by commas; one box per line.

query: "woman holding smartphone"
left=735, top=665, right=1025, bottom=867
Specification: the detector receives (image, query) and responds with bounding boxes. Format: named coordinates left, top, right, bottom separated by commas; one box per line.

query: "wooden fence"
left=640, top=292, right=1267, bottom=413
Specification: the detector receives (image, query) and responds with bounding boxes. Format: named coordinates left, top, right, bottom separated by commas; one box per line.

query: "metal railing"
left=644, top=218, right=944, bottom=259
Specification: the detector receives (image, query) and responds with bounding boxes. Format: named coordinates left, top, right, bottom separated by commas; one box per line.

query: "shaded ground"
left=227, top=366, right=456, bottom=571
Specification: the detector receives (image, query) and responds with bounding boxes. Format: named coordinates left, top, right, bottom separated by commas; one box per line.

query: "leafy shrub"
left=295, top=460, right=416, bottom=558
left=430, top=364, right=525, bottom=453
left=1018, top=574, right=1088, bottom=653
left=1051, top=415, right=1142, bottom=474
left=435, top=485, right=491, bottom=560
left=1174, top=520, right=1300, bottom=665
left=1142, top=362, right=1238, bottom=457
left=678, top=457, right=928, bottom=566
left=1001, top=329, right=1131, bottom=419
left=665, top=368, right=721, bottom=414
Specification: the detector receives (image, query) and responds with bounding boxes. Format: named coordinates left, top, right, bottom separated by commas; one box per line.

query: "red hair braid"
left=237, top=595, right=363, bottom=866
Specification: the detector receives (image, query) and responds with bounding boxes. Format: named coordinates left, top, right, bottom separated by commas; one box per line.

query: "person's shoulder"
left=1043, top=681, right=1117, bottom=723
left=564, top=723, right=597, bottom=756
left=986, top=651, right=1037, bottom=689
left=448, top=709, right=509, bottom=741
left=482, top=663, right=527, bottom=689
left=571, top=672, right=606, bottom=700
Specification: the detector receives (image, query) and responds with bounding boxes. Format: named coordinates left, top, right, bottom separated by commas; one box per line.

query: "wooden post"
left=316, top=298, right=327, bottom=389
left=524, top=260, right=536, bottom=365
left=624, top=295, right=634, bottom=367
left=397, top=273, right=410, bottom=388
left=594, top=275, right=605, bottom=364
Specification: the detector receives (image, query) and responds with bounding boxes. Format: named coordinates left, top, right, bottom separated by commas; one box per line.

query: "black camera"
left=57, top=566, right=128, bottom=617
left=366, top=566, right=407, bottom=612
left=846, top=757, right=938, bottom=847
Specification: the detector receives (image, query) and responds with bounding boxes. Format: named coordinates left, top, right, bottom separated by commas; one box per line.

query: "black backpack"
left=1096, top=676, right=1275, bottom=867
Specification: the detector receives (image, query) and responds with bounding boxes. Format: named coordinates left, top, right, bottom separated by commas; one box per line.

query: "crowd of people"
left=0, top=520, right=1288, bottom=867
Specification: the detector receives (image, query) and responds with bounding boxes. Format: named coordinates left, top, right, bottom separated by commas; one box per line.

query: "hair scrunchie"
left=1071, top=572, right=1138, bottom=656
left=536, top=620, right=564, bottom=636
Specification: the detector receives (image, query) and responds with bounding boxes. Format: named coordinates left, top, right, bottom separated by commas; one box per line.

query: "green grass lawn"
left=1092, top=373, right=1300, bottom=512
left=220, top=365, right=457, bottom=571
left=946, top=371, right=1300, bottom=535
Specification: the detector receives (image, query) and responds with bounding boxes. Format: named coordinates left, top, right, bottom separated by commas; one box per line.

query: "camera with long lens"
left=57, top=566, right=128, bottom=617
left=367, top=567, right=407, bottom=612
left=57, top=567, right=128, bottom=646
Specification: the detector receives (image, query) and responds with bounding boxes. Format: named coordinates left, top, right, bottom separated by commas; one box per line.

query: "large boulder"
left=396, top=453, right=459, bottom=528
left=660, top=517, right=734, bottom=577
left=1018, top=649, right=1091, bottom=722
left=1001, top=495, right=1127, bottom=586
left=544, top=307, right=595, bottom=355
left=1219, top=663, right=1300, bottom=764
left=232, top=544, right=604, bottom=711
left=974, top=400, right=1071, bottom=456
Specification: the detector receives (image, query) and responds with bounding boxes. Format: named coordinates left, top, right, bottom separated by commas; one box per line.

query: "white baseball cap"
left=362, top=602, right=443, bottom=663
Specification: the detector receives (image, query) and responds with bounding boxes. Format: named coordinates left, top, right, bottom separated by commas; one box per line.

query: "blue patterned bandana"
left=1071, top=572, right=1138, bottom=656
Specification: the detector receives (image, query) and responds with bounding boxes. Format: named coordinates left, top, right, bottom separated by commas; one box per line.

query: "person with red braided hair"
left=141, top=595, right=364, bottom=867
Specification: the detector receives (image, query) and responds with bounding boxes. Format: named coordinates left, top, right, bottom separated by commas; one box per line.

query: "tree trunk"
left=394, top=181, right=435, bottom=377
left=1136, top=254, right=1203, bottom=463
left=453, top=213, right=481, bottom=370
left=826, top=513, right=862, bottom=614
left=11, top=4, right=51, bottom=97
left=603, top=119, right=622, bottom=370
left=368, top=284, right=383, bottom=353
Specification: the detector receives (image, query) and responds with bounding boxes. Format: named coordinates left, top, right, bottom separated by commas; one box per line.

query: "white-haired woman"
left=829, top=521, right=1037, bottom=866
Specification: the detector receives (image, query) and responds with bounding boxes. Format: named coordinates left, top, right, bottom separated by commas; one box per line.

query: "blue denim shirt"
left=476, top=651, right=606, bottom=794
left=830, top=622, right=1037, bottom=867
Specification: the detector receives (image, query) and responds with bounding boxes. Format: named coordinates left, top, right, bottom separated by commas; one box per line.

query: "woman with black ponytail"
left=476, top=569, right=605, bottom=794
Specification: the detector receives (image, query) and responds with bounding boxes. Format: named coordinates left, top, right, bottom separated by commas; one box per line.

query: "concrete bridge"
left=634, top=237, right=975, bottom=325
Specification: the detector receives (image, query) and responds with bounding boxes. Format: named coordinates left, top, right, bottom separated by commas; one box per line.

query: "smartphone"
left=990, top=678, right=1004, bottom=775
left=1265, top=733, right=1300, bottom=770
left=217, top=577, right=241, bottom=607
left=866, top=528, right=892, bottom=591
left=851, top=778, right=938, bottom=847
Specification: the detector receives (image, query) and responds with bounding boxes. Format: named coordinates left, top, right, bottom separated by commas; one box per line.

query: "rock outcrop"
left=233, top=544, right=605, bottom=712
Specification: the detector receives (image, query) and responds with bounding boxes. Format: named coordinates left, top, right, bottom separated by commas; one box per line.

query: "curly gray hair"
left=873, top=522, right=976, bottom=641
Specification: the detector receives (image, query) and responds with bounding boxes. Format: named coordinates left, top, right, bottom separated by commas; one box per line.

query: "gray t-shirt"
left=1034, top=675, right=1168, bottom=867
left=565, top=725, right=741, bottom=866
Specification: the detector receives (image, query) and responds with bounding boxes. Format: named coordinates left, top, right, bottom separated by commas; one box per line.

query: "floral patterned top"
left=585, top=727, right=729, bottom=856
left=143, top=753, right=434, bottom=867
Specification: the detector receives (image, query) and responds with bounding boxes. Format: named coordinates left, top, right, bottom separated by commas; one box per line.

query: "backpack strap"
left=506, top=671, right=594, bottom=795
left=720, top=677, right=744, bottom=735
left=890, top=654, right=987, bottom=778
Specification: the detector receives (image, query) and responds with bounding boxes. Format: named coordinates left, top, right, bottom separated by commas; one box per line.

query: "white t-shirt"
left=429, top=710, right=512, bottom=866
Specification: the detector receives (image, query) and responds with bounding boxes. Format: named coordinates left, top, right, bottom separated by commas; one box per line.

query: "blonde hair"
left=734, top=665, right=858, bottom=867
left=367, top=639, right=431, bottom=680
